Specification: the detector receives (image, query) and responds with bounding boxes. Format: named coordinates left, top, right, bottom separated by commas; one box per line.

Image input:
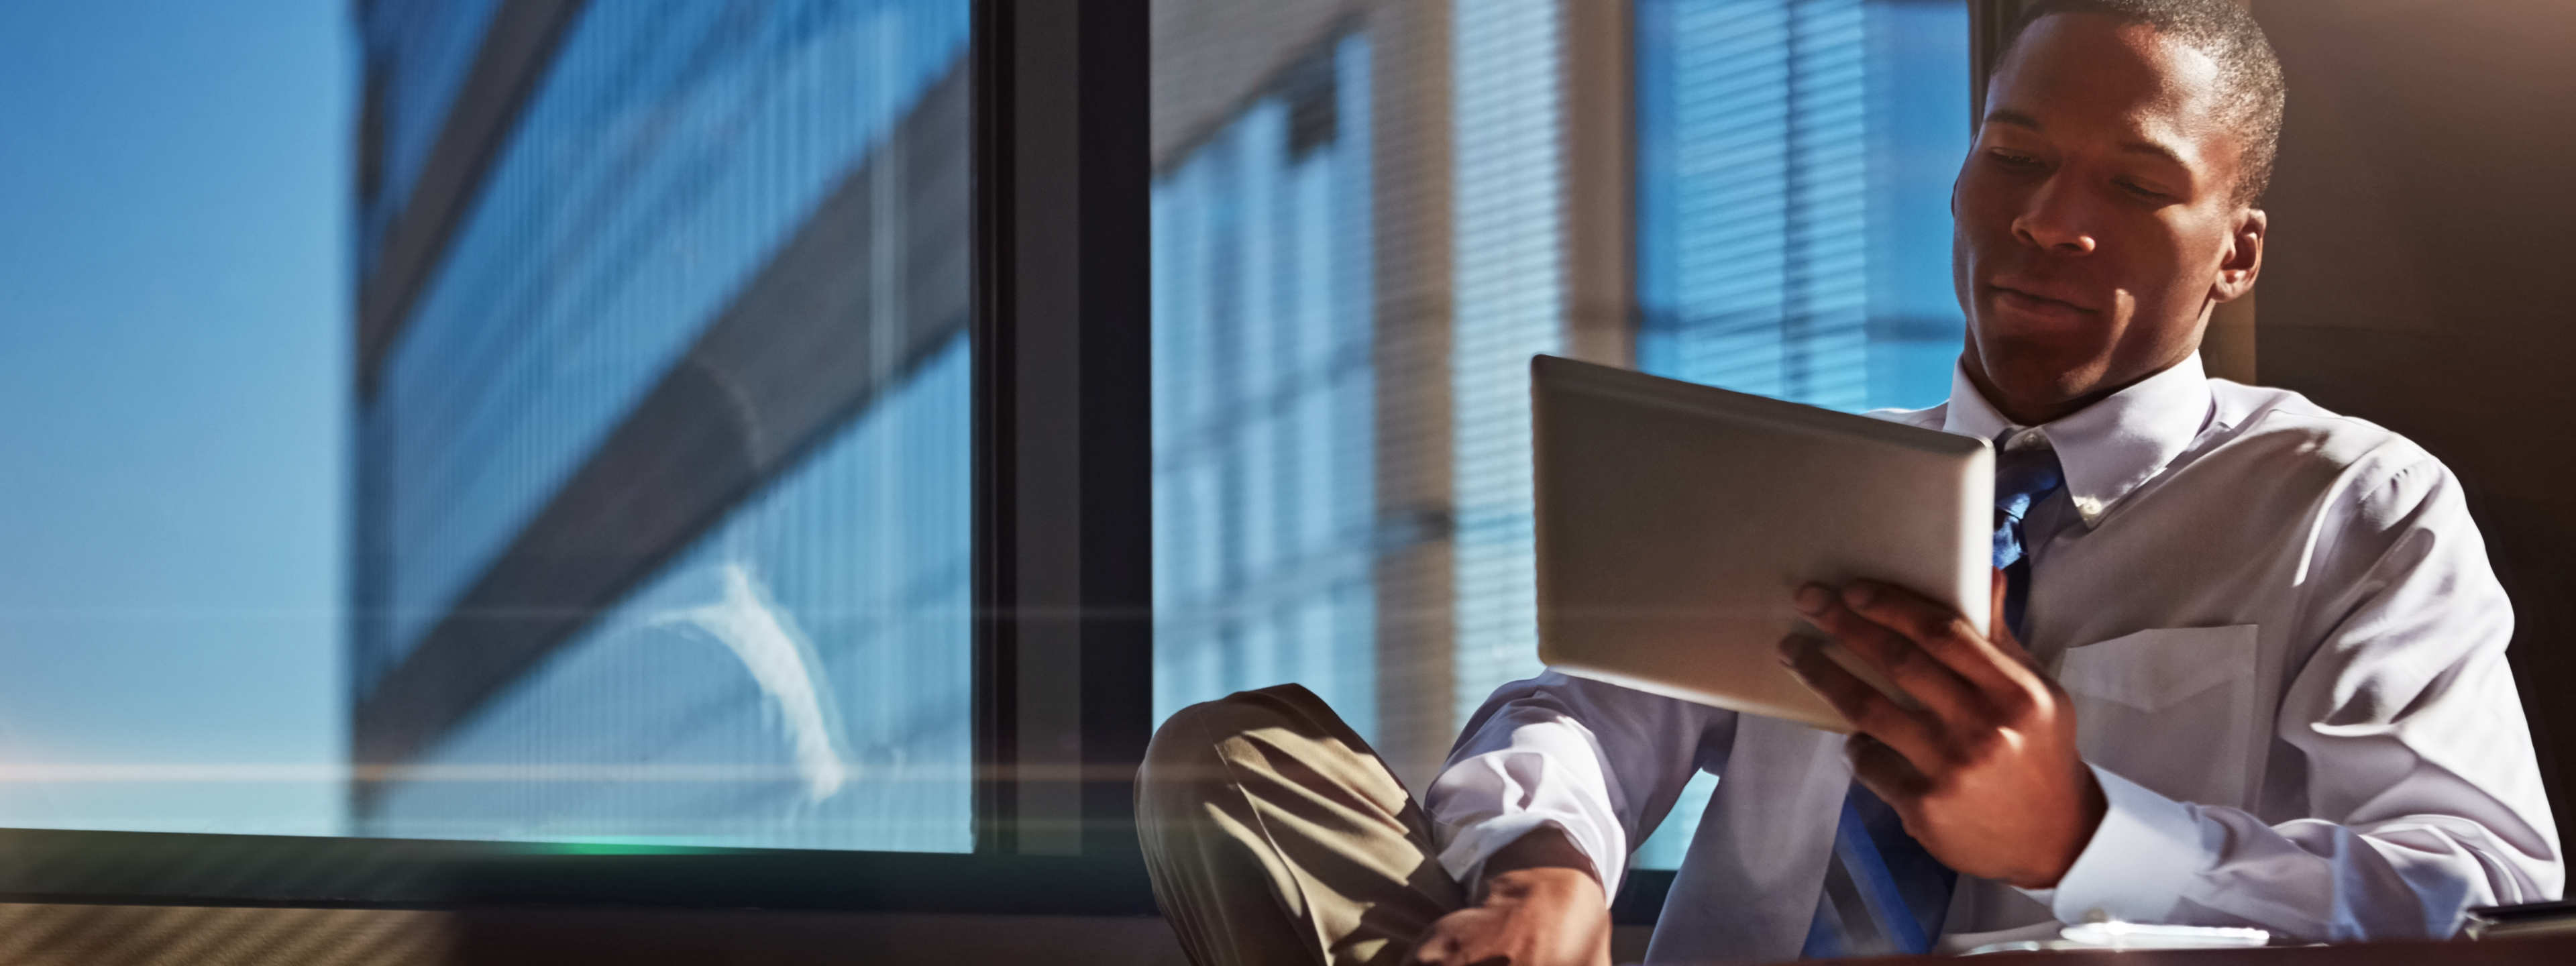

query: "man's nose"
left=2012, top=177, right=2098, bottom=255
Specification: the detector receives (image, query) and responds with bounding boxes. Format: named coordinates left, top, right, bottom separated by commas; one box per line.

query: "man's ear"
left=2211, top=207, right=2267, bottom=304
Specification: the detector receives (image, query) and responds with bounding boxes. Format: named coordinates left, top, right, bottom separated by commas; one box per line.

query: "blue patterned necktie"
left=1801, top=436, right=2065, bottom=959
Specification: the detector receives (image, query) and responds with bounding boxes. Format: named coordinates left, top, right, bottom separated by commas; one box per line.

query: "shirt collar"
left=1941, top=354, right=2216, bottom=528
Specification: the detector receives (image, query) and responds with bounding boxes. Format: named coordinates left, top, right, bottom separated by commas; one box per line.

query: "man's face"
left=1951, top=13, right=2265, bottom=421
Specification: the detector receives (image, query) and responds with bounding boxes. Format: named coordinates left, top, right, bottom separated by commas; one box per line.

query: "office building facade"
left=352, top=0, right=976, bottom=849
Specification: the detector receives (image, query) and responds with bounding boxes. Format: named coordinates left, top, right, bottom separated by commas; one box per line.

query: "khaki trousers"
left=1136, top=684, right=1468, bottom=966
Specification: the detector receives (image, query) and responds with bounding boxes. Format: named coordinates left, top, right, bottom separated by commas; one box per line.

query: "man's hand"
left=1409, top=826, right=1611, bottom=966
left=1780, top=570, right=2107, bottom=889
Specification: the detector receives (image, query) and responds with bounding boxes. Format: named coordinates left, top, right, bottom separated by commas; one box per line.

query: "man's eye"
left=2116, top=180, right=2171, bottom=202
left=1990, top=151, right=2041, bottom=169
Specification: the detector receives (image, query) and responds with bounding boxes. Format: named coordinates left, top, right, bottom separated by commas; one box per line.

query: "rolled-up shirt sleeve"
left=1425, top=670, right=1735, bottom=896
left=2031, top=455, right=2563, bottom=940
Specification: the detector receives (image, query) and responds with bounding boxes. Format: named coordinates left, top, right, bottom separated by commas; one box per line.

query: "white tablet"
left=1529, top=354, right=1993, bottom=732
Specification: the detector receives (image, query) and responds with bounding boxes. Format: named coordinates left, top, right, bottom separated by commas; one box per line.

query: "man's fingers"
left=1989, top=566, right=2006, bottom=634
left=1406, top=908, right=1491, bottom=965
left=1847, top=732, right=1933, bottom=802
left=1794, top=584, right=1980, bottom=725
left=1837, top=579, right=2027, bottom=696
left=1988, top=568, right=2040, bottom=669
left=1781, top=637, right=1941, bottom=765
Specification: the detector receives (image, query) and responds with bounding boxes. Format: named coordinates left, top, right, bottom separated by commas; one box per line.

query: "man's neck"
left=1960, top=352, right=2198, bottom=427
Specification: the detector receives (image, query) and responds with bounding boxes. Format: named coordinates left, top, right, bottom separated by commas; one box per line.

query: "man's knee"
left=1137, top=684, right=1346, bottom=875
left=1141, top=683, right=1335, bottom=792
left=1137, top=685, right=1458, bottom=965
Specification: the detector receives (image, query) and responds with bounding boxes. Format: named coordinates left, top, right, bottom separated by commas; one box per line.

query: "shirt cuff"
left=1436, top=813, right=1623, bottom=901
left=2024, top=763, right=2209, bottom=924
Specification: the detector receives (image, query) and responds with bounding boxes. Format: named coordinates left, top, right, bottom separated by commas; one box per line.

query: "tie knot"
left=1994, top=443, right=2064, bottom=523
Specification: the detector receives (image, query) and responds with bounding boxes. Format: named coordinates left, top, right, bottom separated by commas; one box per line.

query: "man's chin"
left=1982, top=360, right=2113, bottom=423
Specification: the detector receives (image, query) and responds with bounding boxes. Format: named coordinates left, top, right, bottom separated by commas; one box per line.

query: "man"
left=1135, top=1, right=2563, bottom=963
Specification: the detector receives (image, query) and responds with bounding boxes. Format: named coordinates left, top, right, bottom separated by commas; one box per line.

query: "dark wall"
left=2254, top=0, right=2576, bottom=845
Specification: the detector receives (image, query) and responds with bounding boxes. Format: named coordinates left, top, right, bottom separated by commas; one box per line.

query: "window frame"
left=0, top=0, right=2008, bottom=927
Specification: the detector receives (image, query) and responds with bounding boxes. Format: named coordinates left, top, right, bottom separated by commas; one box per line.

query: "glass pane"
left=1637, top=0, right=1971, bottom=413
left=1150, top=34, right=1380, bottom=737
left=355, top=0, right=503, bottom=280
left=13, top=0, right=1006, bottom=856
left=7, top=0, right=973, bottom=850
left=1148, top=0, right=1591, bottom=856
left=350, top=0, right=976, bottom=850
left=1151, top=0, right=1970, bottom=873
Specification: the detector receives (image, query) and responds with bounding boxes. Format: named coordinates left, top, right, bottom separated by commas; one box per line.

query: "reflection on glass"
left=1636, top=0, right=1971, bottom=413
left=1447, top=0, right=1570, bottom=773
left=1152, top=35, right=1379, bottom=739
left=355, top=0, right=503, bottom=278
left=362, top=1, right=971, bottom=682
left=353, top=0, right=973, bottom=850
left=1152, top=0, right=1969, bottom=873
left=375, top=342, right=971, bottom=849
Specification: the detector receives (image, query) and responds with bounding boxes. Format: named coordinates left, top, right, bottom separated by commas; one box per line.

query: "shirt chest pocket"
left=2053, top=625, right=2262, bottom=808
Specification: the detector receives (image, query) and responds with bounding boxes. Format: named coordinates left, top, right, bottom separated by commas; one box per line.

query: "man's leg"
left=1136, top=684, right=1467, bottom=966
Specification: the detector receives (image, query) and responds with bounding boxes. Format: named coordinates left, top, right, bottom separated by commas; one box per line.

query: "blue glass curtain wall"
left=356, top=0, right=504, bottom=278
left=370, top=339, right=972, bottom=851
left=361, top=0, right=971, bottom=683
left=354, top=0, right=975, bottom=851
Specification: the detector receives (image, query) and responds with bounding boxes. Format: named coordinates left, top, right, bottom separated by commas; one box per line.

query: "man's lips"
left=1987, top=280, right=2098, bottom=317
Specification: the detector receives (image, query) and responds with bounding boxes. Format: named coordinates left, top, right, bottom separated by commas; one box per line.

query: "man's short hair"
left=1999, top=0, right=2286, bottom=206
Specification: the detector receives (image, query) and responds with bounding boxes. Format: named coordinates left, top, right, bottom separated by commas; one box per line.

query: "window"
left=368, top=348, right=973, bottom=850
left=1152, top=0, right=1971, bottom=873
left=1151, top=36, right=1379, bottom=738
left=1638, top=0, right=1970, bottom=413
left=352, top=0, right=977, bottom=851
left=3, top=0, right=1159, bottom=910
left=0, top=0, right=1981, bottom=914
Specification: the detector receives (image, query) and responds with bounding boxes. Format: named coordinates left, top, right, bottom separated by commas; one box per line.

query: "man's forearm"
left=2040, top=765, right=2557, bottom=941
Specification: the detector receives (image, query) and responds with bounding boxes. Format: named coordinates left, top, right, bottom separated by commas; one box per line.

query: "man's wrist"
left=2023, top=765, right=2210, bottom=926
left=1479, top=824, right=1603, bottom=900
left=2016, top=762, right=2111, bottom=890
left=1480, top=863, right=1609, bottom=934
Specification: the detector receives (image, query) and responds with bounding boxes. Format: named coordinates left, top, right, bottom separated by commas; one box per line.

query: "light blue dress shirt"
left=1426, top=354, right=2563, bottom=962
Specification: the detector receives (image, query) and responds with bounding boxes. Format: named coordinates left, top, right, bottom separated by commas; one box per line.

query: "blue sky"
left=0, top=0, right=348, bottom=834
